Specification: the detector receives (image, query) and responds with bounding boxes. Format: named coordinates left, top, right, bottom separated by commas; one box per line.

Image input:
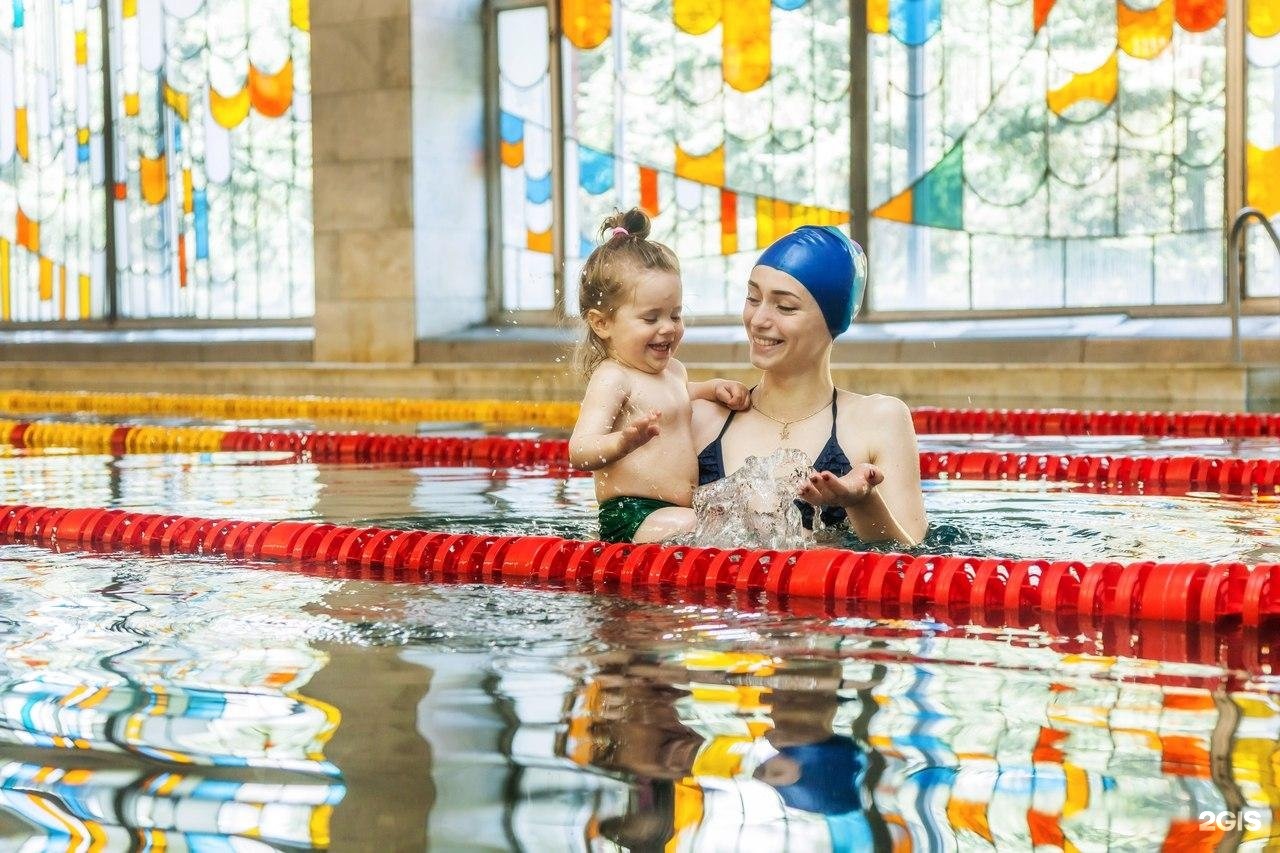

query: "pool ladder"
left=1227, top=206, right=1280, bottom=363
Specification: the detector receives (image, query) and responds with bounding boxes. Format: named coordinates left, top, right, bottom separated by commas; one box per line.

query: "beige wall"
left=311, top=0, right=417, bottom=362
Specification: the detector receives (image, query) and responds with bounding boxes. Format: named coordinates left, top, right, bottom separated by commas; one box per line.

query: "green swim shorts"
left=598, top=496, right=679, bottom=543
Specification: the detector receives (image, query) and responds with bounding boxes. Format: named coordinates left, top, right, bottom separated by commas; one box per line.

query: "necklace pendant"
left=780, top=423, right=790, bottom=440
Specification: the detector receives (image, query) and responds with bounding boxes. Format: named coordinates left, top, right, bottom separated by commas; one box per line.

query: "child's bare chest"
left=624, top=374, right=690, bottom=421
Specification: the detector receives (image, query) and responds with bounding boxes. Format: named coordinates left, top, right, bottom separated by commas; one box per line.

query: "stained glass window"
left=0, top=0, right=109, bottom=322
left=496, top=4, right=555, bottom=312
left=0, top=0, right=310, bottom=325
left=108, top=0, right=312, bottom=320
left=557, top=0, right=851, bottom=317
left=1247, top=0, right=1279, bottom=295
left=868, top=0, right=1228, bottom=312
left=505, top=0, right=1264, bottom=319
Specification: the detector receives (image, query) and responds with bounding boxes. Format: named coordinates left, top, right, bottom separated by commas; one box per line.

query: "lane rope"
left=1, top=505, right=1276, bottom=632
left=4, top=419, right=1279, bottom=498
left=2, top=390, right=1278, bottom=437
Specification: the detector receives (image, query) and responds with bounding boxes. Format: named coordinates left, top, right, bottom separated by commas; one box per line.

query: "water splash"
left=670, top=448, right=817, bottom=550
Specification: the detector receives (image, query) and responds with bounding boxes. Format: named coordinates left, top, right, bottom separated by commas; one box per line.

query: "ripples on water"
left=0, top=545, right=345, bottom=849
left=1, top=542, right=1276, bottom=851
left=0, top=443, right=1279, bottom=848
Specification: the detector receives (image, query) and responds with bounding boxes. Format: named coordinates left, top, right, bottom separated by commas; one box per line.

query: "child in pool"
left=569, top=209, right=751, bottom=544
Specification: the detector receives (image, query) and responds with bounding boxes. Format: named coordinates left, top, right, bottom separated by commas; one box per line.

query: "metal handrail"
left=1228, top=206, right=1280, bottom=363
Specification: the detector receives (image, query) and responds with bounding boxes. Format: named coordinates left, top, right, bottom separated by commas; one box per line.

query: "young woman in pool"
left=692, top=226, right=928, bottom=546
left=569, top=208, right=750, bottom=544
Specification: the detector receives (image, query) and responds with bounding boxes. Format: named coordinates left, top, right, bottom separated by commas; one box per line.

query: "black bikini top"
left=696, top=389, right=852, bottom=529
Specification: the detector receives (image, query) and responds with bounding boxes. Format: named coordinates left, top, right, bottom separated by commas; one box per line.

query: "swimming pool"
left=0, top=400, right=1277, bottom=850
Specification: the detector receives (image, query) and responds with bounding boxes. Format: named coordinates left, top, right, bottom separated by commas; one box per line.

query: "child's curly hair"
left=575, top=208, right=680, bottom=377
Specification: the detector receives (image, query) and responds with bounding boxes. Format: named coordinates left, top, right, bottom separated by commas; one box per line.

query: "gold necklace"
left=752, top=390, right=833, bottom=440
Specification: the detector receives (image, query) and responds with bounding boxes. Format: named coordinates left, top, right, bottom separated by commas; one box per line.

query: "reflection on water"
left=916, top=485, right=1280, bottom=563
left=0, top=545, right=344, bottom=849
left=314, top=581, right=1280, bottom=852
left=0, top=760, right=343, bottom=849
left=2, top=441, right=1280, bottom=850
left=0, top=545, right=1277, bottom=850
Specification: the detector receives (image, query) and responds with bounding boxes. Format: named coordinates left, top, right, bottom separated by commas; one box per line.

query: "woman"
left=692, top=226, right=928, bottom=546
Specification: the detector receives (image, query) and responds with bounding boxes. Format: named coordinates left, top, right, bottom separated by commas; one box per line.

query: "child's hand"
left=619, top=410, right=662, bottom=454
left=798, top=464, right=884, bottom=508
left=715, top=380, right=751, bottom=411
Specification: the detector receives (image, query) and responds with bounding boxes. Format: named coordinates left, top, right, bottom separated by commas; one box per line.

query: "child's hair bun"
left=600, top=208, right=652, bottom=242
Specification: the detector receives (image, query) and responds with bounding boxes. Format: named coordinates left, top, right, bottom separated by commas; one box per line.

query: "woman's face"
left=743, top=265, right=833, bottom=373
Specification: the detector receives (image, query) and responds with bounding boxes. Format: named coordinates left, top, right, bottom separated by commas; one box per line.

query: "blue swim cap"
left=769, top=736, right=864, bottom=815
left=755, top=226, right=868, bottom=338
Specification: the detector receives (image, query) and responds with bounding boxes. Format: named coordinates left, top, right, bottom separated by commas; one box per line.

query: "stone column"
left=311, top=0, right=416, bottom=362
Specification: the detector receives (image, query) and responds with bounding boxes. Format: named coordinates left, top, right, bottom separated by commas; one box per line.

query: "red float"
left=0, top=503, right=1276, bottom=636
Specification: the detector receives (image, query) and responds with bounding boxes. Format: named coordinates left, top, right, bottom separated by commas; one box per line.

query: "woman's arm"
left=859, top=397, right=927, bottom=544
left=568, top=365, right=659, bottom=471
left=800, top=396, right=928, bottom=546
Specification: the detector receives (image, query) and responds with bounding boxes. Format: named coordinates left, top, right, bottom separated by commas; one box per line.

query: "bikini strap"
left=829, top=389, right=839, bottom=437
left=712, top=383, right=760, bottom=443
left=714, top=409, right=737, bottom=442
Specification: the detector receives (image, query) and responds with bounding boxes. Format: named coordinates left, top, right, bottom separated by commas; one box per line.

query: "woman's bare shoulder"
left=691, top=398, right=732, bottom=446
left=835, top=392, right=915, bottom=461
left=836, top=390, right=912, bottom=421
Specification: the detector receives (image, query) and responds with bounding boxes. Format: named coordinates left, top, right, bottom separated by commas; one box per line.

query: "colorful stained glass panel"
left=497, top=5, right=554, bottom=312
left=107, top=0, right=313, bottom=320
left=560, top=0, right=851, bottom=318
left=1247, top=0, right=1279, bottom=295
left=0, top=0, right=109, bottom=322
left=869, top=0, right=1226, bottom=311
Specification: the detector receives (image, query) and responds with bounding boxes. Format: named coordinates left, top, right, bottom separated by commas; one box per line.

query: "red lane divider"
left=234, top=432, right=1279, bottom=496
left=8, top=421, right=1280, bottom=498
left=912, top=407, right=1280, bottom=438
left=2, top=504, right=1278, bottom=629
left=216, top=430, right=575, bottom=469
left=918, top=451, right=1280, bottom=496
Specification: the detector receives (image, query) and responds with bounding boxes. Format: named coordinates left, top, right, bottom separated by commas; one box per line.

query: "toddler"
left=569, top=208, right=749, bottom=543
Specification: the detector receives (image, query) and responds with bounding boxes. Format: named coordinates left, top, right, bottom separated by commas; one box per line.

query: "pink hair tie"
left=609, top=226, right=629, bottom=239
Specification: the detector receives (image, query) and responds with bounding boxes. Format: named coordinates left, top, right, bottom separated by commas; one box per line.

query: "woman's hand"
left=713, top=380, right=751, bottom=411
left=798, top=465, right=884, bottom=508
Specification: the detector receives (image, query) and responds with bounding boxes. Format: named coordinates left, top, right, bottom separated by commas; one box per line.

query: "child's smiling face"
left=588, top=270, right=684, bottom=374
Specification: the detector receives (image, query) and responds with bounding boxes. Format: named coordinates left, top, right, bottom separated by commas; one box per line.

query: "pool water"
left=3, top=451, right=1277, bottom=563
left=0, top=434, right=1278, bottom=850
